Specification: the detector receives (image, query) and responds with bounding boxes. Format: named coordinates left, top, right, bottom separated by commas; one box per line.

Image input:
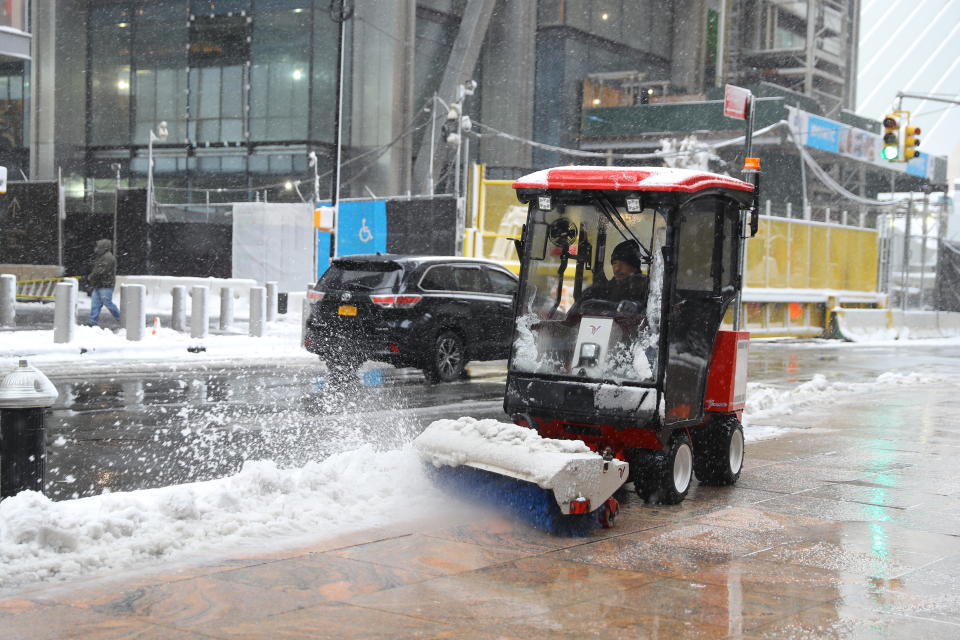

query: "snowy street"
left=0, top=334, right=959, bottom=637
left=1, top=323, right=959, bottom=637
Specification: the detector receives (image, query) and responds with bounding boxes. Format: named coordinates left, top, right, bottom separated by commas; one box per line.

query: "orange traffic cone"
left=152, top=316, right=160, bottom=335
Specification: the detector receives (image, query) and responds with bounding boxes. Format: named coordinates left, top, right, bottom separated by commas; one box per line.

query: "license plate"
left=338, top=304, right=358, bottom=317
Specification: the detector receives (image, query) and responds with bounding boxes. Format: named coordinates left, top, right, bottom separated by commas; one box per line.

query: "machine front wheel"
left=693, top=415, right=745, bottom=486
left=633, top=431, right=694, bottom=505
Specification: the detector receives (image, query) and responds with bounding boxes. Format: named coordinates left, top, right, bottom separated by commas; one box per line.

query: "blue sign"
left=906, top=154, right=929, bottom=179
left=805, top=115, right=842, bottom=153
left=338, top=200, right=387, bottom=256
left=315, top=200, right=388, bottom=276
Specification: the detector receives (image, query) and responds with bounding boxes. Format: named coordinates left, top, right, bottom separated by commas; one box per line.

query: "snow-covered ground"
left=2, top=308, right=958, bottom=592
left=0, top=350, right=947, bottom=593
left=1, top=313, right=315, bottom=374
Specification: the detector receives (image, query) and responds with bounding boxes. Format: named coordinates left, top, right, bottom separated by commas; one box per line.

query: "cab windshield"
left=510, top=200, right=667, bottom=384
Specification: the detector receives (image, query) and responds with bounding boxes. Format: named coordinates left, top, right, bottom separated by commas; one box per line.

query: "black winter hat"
left=610, top=240, right=643, bottom=270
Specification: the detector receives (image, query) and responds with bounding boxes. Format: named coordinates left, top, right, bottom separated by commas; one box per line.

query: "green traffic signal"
left=881, top=144, right=900, bottom=161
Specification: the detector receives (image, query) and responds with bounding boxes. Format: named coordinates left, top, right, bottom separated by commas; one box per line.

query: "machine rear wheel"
left=693, top=415, right=745, bottom=486
left=633, top=431, right=694, bottom=505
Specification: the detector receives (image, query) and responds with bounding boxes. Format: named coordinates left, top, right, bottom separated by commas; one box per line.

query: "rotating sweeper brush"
left=414, top=418, right=626, bottom=532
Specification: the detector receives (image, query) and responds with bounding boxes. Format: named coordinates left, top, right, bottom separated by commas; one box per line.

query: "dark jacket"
left=567, top=273, right=649, bottom=319
left=88, top=239, right=116, bottom=289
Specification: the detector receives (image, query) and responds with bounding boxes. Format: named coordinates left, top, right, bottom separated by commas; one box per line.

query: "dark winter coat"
left=88, top=239, right=116, bottom=289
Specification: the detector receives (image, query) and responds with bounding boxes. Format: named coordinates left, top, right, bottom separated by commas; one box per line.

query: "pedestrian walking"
left=87, top=238, right=121, bottom=326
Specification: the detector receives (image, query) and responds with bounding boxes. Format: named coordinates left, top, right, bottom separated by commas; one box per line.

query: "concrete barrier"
left=834, top=307, right=960, bottom=341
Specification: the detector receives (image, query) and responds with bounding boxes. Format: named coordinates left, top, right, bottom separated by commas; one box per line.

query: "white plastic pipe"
left=190, top=286, right=209, bottom=339
left=249, top=286, right=266, bottom=337
left=171, top=285, right=187, bottom=332
left=266, top=281, right=277, bottom=322
left=53, top=281, right=77, bottom=344
left=219, top=287, right=234, bottom=331
left=122, top=283, right=146, bottom=341
left=0, top=274, right=15, bottom=327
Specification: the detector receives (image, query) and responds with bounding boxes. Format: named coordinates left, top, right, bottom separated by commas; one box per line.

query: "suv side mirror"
left=512, top=237, right=523, bottom=258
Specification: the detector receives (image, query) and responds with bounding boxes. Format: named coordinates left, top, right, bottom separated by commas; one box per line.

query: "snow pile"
left=0, top=318, right=314, bottom=371
left=0, top=445, right=444, bottom=591
left=414, top=417, right=593, bottom=485
left=744, top=371, right=942, bottom=424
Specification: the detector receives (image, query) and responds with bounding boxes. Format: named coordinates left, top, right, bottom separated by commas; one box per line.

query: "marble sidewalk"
left=2, top=383, right=959, bottom=639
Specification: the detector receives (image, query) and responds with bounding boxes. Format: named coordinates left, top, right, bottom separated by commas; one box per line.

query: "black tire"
left=633, top=430, right=694, bottom=505
left=423, top=330, right=465, bottom=383
left=693, top=415, right=745, bottom=486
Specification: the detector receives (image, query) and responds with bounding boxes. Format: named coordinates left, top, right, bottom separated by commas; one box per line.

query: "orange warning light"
left=742, top=157, right=761, bottom=172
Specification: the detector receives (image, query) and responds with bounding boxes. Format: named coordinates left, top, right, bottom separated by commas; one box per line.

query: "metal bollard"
left=53, top=280, right=77, bottom=344
left=0, top=274, right=15, bottom=327
left=190, top=286, right=209, bottom=339
left=249, top=286, right=266, bottom=337
left=219, top=287, right=234, bottom=331
left=266, top=281, right=278, bottom=322
left=171, top=285, right=187, bottom=332
left=122, top=283, right=146, bottom=341
left=0, top=360, right=59, bottom=498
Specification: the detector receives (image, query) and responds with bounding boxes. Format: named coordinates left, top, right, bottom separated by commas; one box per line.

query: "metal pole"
left=453, top=99, right=464, bottom=255
left=429, top=94, right=437, bottom=197
left=732, top=94, right=756, bottom=332
left=919, top=192, right=929, bottom=308
left=901, top=193, right=913, bottom=311
left=330, top=0, right=352, bottom=262
left=147, top=134, right=153, bottom=223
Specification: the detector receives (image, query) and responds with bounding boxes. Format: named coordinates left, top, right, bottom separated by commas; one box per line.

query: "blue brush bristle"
left=427, top=466, right=599, bottom=536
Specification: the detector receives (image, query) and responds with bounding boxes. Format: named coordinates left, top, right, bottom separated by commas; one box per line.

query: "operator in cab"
left=570, top=240, right=649, bottom=318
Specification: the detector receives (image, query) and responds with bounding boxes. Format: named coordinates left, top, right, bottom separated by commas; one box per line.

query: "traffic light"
left=881, top=114, right=900, bottom=161
left=903, top=124, right=921, bottom=161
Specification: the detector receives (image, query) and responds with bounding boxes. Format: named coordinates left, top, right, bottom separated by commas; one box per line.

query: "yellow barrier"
left=467, top=164, right=883, bottom=338
left=16, top=277, right=80, bottom=301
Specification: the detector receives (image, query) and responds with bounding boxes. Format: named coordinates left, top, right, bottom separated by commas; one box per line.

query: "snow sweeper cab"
left=503, top=165, right=760, bottom=507
left=413, top=162, right=760, bottom=530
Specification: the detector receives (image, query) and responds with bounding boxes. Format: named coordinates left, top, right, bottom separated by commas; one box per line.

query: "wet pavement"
left=2, top=342, right=959, bottom=638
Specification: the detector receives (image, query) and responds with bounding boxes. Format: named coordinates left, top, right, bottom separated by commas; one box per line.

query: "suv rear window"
left=318, top=261, right=402, bottom=291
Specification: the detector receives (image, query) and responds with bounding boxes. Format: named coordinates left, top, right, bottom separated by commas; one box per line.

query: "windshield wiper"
left=594, top=195, right=652, bottom=263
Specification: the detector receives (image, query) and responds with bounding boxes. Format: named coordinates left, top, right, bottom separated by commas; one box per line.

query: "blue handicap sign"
left=315, top=200, right=387, bottom=276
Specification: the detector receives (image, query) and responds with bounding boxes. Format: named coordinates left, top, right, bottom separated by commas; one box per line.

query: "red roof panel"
left=512, top=166, right=754, bottom=194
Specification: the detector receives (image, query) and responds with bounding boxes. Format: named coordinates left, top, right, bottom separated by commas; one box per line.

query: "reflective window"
left=676, top=199, right=719, bottom=292
left=89, top=5, right=132, bottom=145
left=453, top=266, right=487, bottom=292
left=250, top=0, right=310, bottom=142
left=486, top=268, right=518, bottom=295
left=420, top=265, right=456, bottom=291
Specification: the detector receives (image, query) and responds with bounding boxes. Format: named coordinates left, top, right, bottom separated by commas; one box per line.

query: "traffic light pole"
left=896, top=92, right=960, bottom=109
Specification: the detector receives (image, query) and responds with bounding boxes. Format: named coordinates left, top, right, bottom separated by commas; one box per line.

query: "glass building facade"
left=23, top=1, right=863, bottom=207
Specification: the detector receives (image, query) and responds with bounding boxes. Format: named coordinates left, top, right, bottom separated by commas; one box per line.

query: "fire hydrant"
left=0, top=360, right=59, bottom=499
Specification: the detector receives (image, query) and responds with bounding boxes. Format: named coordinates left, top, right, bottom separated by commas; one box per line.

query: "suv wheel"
left=424, top=330, right=465, bottom=383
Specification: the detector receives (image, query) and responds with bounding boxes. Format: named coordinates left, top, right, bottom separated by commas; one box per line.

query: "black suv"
left=304, top=254, right=519, bottom=382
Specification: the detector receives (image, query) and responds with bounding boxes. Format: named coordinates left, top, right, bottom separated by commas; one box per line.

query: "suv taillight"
left=370, top=294, right=422, bottom=309
left=307, top=290, right=325, bottom=302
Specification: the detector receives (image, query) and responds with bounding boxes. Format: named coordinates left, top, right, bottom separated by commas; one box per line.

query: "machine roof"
left=512, top=166, right=754, bottom=194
